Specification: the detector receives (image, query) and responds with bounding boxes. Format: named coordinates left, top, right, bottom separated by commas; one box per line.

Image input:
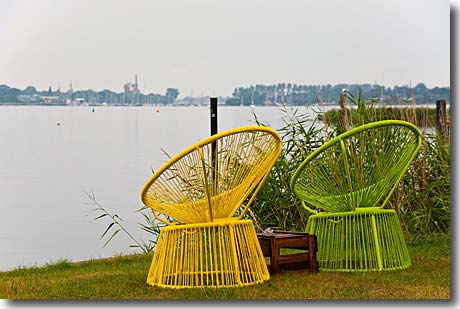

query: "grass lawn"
left=0, top=234, right=450, bottom=300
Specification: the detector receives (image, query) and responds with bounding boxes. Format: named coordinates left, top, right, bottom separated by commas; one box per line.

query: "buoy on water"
left=156, top=109, right=160, bottom=113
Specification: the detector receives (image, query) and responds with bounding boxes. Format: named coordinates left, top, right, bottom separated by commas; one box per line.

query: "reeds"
left=251, top=104, right=328, bottom=231
left=251, top=91, right=450, bottom=242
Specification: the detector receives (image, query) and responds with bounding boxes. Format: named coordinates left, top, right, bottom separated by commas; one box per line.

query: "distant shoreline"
left=0, top=102, right=446, bottom=108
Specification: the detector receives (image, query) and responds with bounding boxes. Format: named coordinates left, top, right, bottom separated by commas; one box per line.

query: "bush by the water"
left=251, top=90, right=450, bottom=243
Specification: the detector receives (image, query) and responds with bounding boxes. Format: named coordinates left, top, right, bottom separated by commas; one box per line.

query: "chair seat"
left=147, top=184, right=245, bottom=224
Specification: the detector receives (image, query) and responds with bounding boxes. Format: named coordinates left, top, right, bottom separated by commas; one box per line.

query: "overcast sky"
left=0, top=0, right=450, bottom=97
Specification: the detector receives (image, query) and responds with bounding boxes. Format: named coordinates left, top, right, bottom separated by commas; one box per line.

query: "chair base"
left=306, top=209, right=411, bottom=272
left=147, top=219, right=270, bottom=289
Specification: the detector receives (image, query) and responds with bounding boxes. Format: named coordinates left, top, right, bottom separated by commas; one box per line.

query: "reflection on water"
left=0, top=105, right=325, bottom=270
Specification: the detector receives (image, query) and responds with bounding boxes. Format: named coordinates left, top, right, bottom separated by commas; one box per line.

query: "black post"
left=436, top=99, right=446, bottom=136
left=210, top=97, right=218, bottom=195
left=210, top=97, right=218, bottom=136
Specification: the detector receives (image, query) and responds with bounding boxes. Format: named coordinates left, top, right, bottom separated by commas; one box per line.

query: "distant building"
left=41, top=96, right=60, bottom=104
left=123, top=74, right=140, bottom=104
left=66, top=81, right=74, bottom=105
left=17, top=94, right=39, bottom=103
left=75, top=98, right=86, bottom=105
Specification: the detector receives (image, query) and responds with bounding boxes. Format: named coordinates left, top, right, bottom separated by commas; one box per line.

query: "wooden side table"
left=257, top=230, right=318, bottom=274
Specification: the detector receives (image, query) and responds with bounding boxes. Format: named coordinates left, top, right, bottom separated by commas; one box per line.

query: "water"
left=0, top=105, right=326, bottom=271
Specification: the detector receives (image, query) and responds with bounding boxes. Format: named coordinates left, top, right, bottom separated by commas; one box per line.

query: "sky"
left=0, top=0, right=451, bottom=98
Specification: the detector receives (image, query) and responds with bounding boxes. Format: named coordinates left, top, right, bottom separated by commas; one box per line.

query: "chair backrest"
left=141, top=126, right=282, bottom=224
left=290, top=120, right=422, bottom=213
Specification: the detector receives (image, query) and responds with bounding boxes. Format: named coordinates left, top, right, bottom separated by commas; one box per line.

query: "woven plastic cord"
left=141, top=126, right=282, bottom=288
left=291, top=120, right=422, bottom=271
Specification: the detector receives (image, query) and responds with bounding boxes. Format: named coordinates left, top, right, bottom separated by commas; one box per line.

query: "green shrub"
left=251, top=90, right=450, bottom=242
left=251, top=105, right=333, bottom=231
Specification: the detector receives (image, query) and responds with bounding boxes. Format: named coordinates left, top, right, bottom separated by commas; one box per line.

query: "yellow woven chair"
left=141, top=126, right=282, bottom=288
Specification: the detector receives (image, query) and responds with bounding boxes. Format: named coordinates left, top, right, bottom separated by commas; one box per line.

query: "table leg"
left=270, top=238, right=280, bottom=274
left=308, top=235, right=318, bottom=273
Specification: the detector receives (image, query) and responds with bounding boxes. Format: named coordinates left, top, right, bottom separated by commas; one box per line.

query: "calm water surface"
left=0, top=105, right=327, bottom=270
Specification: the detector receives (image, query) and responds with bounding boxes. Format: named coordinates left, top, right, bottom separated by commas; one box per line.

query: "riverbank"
left=0, top=234, right=450, bottom=299
left=319, top=105, right=450, bottom=127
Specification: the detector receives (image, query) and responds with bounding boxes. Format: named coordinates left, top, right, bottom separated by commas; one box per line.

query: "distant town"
left=0, top=75, right=450, bottom=107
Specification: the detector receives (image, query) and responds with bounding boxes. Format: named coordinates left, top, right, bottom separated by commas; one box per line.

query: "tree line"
left=0, top=84, right=180, bottom=105
left=0, top=82, right=450, bottom=106
left=225, top=83, right=450, bottom=106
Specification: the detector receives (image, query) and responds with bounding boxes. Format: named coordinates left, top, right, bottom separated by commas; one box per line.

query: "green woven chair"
left=290, top=120, right=422, bottom=272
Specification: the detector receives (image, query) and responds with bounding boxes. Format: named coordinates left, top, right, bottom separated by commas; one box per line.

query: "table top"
left=257, top=230, right=312, bottom=239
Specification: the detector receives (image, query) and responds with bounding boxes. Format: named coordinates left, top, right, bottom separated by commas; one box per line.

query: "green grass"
left=0, top=235, right=450, bottom=299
